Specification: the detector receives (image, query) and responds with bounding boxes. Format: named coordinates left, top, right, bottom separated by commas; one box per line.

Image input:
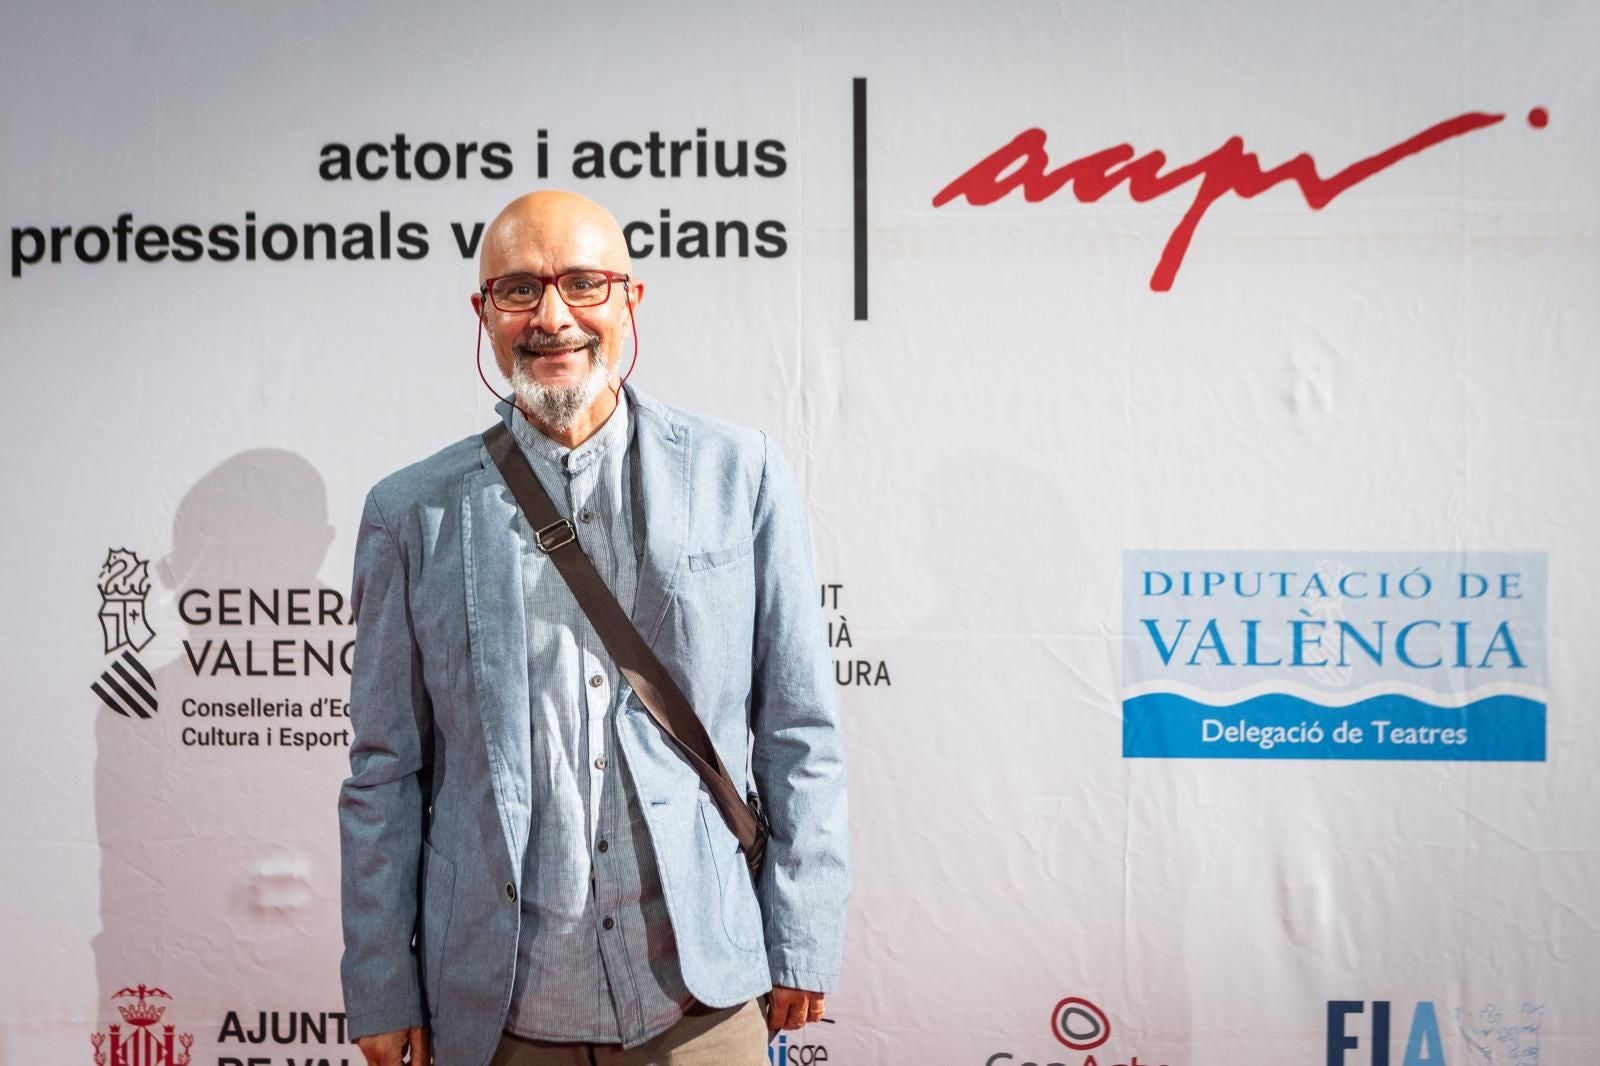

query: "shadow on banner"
left=93, top=450, right=351, bottom=1054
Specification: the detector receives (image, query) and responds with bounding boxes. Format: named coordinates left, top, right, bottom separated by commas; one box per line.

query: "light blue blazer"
left=338, top=386, right=849, bottom=1066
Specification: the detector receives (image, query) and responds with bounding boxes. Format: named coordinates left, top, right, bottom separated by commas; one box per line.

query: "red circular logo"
left=1051, top=997, right=1111, bottom=1051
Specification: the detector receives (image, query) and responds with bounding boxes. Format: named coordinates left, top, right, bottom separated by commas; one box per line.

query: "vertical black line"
left=852, top=77, right=868, bottom=321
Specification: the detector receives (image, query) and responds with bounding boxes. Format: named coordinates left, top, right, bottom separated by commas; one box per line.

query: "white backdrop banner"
left=3, top=2, right=1597, bottom=1064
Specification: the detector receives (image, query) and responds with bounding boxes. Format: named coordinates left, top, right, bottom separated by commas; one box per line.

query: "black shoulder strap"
left=481, top=423, right=766, bottom=865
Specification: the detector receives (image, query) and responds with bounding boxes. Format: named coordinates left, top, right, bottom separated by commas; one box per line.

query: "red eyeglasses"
left=479, top=270, right=630, bottom=313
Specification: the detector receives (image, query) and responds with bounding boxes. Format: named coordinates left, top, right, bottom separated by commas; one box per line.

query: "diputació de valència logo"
left=1122, top=551, right=1546, bottom=761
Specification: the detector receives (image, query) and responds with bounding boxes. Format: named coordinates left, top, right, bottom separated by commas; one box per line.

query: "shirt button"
left=504, top=882, right=517, bottom=902
left=597, top=839, right=609, bottom=853
left=602, top=916, right=615, bottom=930
left=589, top=674, right=605, bottom=688
left=578, top=508, right=594, bottom=523
left=594, top=755, right=608, bottom=770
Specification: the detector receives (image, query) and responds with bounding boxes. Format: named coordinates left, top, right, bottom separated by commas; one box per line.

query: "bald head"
left=478, top=189, right=633, bottom=284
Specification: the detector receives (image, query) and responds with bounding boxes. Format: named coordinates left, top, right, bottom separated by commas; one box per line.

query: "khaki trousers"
left=488, top=1000, right=769, bottom=1066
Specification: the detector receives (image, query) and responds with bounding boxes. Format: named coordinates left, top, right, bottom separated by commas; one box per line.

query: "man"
left=338, top=189, right=849, bottom=1066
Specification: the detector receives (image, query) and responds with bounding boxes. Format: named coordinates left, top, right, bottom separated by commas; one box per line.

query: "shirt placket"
left=567, top=458, right=613, bottom=849
left=567, top=454, right=635, bottom=1037
left=507, top=400, right=695, bottom=1048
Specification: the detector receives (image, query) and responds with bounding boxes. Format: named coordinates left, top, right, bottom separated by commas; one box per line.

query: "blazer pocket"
left=419, top=840, right=456, bottom=1018
left=698, top=792, right=766, bottom=952
left=687, top=536, right=755, bottom=573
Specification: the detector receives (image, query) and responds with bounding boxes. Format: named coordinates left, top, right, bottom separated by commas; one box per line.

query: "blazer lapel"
left=462, top=441, right=533, bottom=872
left=629, top=390, right=689, bottom=647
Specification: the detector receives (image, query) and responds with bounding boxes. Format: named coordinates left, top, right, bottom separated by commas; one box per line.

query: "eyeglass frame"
left=479, top=269, right=631, bottom=313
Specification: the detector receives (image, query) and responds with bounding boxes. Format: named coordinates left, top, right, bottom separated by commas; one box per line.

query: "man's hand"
left=766, top=986, right=826, bottom=1032
left=355, top=1026, right=429, bottom=1065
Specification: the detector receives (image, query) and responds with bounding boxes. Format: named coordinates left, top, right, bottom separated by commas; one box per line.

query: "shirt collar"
left=508, top=389, right=631, bottom=476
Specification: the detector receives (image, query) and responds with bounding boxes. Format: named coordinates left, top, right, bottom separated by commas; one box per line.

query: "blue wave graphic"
left=1123, top=692, right=1545, bottom=761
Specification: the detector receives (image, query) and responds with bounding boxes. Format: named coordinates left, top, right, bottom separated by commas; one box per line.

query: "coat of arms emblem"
left=90, top=984, right=193, bottom=1066
left=98, top=548, right=155, bottom=654
left=92, top=548, right=159, bottom=718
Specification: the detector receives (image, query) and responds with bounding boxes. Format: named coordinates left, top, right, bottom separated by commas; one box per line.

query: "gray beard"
left=509, top=347, right=612, bottom=431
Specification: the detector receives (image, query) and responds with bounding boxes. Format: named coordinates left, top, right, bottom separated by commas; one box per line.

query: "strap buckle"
left=533, top=519, right=578, bottom=553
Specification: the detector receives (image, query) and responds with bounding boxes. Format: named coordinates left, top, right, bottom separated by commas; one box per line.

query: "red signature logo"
left=934, top=109, right=1544, bottom=291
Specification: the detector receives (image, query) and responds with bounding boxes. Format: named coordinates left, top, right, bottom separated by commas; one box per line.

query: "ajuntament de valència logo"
left=91, top=983, right=193, bottom=1066
left=92, top=548, right=159, bottom=719
left=1122, top=551, right=1546, bottom=761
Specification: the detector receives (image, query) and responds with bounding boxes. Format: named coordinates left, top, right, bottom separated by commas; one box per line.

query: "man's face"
left=472, top=200, right=641, bottom=426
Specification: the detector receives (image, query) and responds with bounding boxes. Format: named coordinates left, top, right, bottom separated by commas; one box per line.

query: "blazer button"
left=505, top=882, right=517, bottom=902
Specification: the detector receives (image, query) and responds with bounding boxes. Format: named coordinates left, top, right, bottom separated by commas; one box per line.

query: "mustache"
left=516, top=331, right=599, bottom=357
